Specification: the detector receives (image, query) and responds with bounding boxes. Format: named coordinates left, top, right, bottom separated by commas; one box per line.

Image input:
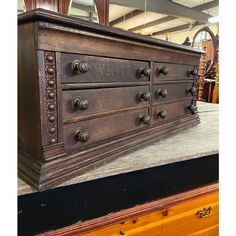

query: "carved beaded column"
left=197, top=52, right=207, bottom=101
left=212, top=50, right=219, bottom=103
left=44, top=51, right=58, bottom=145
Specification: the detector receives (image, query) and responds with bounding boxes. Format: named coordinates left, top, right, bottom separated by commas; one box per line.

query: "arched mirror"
left=191, top=26, right=217, bottom=76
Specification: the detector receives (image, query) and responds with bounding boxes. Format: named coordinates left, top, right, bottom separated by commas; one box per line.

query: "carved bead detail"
left=47, top=80, right=55, bottom=86
left=49, top=116, right=55, bottom=122
left=48, top=92, right=54, bottom=98
left=49, top=127, right=56, bottom=133
left=46, top=55, right=54, bottom=62
left=47, top=68, right=54, bottom=74
left=48, top=104, right=55, bottom=110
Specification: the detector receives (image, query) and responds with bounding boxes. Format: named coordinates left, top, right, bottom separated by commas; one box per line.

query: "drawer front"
left=64, top=108, right=149, bottom=151
left=162, top=192, right=219, bottom=236
left=61, top=54, right=150, bottom=83
left=153, top=63, right=196, bottom=82
left=62, top=86, right=150, bottom=119
left=152, top=99, right=192, bottom=124
left=152, top=82, right=195, bottom=103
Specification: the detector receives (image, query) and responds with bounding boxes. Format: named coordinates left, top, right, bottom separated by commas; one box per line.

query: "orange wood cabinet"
left=41, top=184, right=218, bottom=236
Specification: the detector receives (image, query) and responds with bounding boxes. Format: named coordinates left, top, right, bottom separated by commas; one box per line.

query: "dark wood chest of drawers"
left=18, top=9, right=202, bottom=191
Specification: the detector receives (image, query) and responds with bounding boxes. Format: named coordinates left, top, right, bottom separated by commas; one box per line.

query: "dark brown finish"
left=40, top=183, right=218, bottom=235
left=152, top=82, right=194, bottom=103
left=61, top=53, right=150, bottom=83
left=64, top=108, right=149, bottom=152
left=24, top=0, right=71, bottom=14
left=62, top=86, right=149, bottom=120
left=95, top=0, right=109, bottom=26
left=153, top=62, right=197, bottom=82
left=152, top=99, right=193, bottom=125
left=18, top=9, right=202, bottom=191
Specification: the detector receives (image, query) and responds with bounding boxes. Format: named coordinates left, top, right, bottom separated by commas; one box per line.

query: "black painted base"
left=18, top=154, right=218, bottom=236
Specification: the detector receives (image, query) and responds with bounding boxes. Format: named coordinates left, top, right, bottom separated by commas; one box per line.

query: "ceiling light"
left=208, top=16, right=219, bottom=23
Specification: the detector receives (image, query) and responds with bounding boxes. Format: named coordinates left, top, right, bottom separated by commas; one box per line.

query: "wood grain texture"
left=18, top=9, right=202, bottom=191
left=39, top=183, right=218, bottom=236
left=18, top=102, right=218, bottom=196
left=24, top=0, right=71, bottom=14
left=152, top=81, right=194, bottom=103
left=60, top=53, right=150, bottom=83
left=153, top=62, right=196, bottom=82
left=62, top=86, right=150, bottom=120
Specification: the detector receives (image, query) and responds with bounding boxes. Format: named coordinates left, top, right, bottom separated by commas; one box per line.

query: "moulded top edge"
left=18, top=8, right=204, bottom=55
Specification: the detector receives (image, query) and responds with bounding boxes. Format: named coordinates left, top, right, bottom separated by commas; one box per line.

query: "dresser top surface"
left=18, top=8, right=203, bottom=55
left=18, top=101, right=218, bottom=195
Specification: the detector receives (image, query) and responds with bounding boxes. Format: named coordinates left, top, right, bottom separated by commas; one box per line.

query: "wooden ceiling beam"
left=129, top=0, right=218, bottom=32
left=110, top=9, right=144, bottom=26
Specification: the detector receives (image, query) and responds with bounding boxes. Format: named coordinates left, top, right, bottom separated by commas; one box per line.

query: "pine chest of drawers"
left=18, top=9, right=203, bottom=191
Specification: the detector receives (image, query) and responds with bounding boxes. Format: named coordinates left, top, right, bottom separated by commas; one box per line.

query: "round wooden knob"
left=74, top=129, right=90, bottom=142
left=187, top=104, right=198, bottom=114
left=72, top=97, right=89, bottom=110
left=137, top=67, right=151, bottom=78
left=188, top=68, right=198, bottom=76
left=157, top=89, right=168, bottom=98
left=139, top=114, right=150, bottom=125
left=157, top=110, right=167, bottom=119
left=72, top=60, right=89, bottom=74
left=139, top=91, right=151, bottom=101
left=158, top=66, right=169, bottom=75
left=187, top=87, right=197, bottom=96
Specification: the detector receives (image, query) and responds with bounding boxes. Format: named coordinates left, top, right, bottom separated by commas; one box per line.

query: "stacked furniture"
left=18, top=9, right=202, bottom=191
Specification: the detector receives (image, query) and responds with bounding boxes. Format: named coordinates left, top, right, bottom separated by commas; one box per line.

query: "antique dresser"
left=18, top=9, right=203, bottom=191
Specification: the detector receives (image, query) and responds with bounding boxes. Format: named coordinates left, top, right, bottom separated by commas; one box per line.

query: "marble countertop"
left=18, top=101, right=219, bottom=196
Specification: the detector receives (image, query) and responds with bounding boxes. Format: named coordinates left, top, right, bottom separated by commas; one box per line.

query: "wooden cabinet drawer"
left=152, top=82, right=195, bottom=103
left=64, top=108, right=149, bottom=152
left=62, top=86, right=150, bottom=119
left=161, top=192, right=219, bottom=236
left=61, top=54, right=150, bottom=83
left=153, top=63, right=196, bottom=82
left=152, top=99, right=192, bottom=124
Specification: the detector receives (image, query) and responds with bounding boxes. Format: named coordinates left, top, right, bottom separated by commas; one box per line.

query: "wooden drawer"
left=61, top=54, right=150, bottom=83
left=80, top=190, right=218, bottom=236
left=161, top=192, right=219, bottom=236
left=153, top=63, right=196, bottom=82
left=62, top=86, right=150, bottom=119
left=63, top=108, right=149, bottom=152
left=152, top=82, right=195, bottom=103
left=152, top=99, right=192, bottom=124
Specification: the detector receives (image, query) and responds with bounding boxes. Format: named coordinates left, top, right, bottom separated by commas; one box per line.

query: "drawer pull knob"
left=137, top=67, right=151, bottom=78
left=139, top=114, right=150, bottom=125
left=73, top=97, right=89, bottom=110
left=186, top=87, right=197, bottom=96
left=157, top=110, right=167, bottom=119
left=72, top=60, right=89, bottom=74
left=138, top=91, right=151, bottom=101
left=74, top=129, right=90, bottom=142
left=187, top=104, right=198, bottom=114
left=187, top=68, right=198, bottom=76
left=157, top=89, right=168, bottom=98
left=157, top=66, right=169, bottom=75
left=197, top=207, right=212, bottom=218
